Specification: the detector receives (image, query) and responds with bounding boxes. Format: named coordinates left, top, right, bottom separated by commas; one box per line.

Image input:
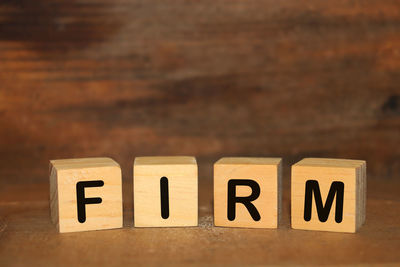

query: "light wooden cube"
left=214, top=157, right=282, bottom=228
left=291, top=158, right=366, bottom=233
left=133, top=156, right=198, bottom=227
left=49, top=157, right=123, bottom=233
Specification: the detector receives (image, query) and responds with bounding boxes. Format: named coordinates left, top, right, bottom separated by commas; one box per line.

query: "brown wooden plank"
left=0, top=178, right=399, bottom=265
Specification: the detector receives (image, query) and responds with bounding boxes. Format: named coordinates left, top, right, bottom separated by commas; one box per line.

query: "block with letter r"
left=214, top=157, right=282, bottom=228
left=291, top=158, right=366, bottom=233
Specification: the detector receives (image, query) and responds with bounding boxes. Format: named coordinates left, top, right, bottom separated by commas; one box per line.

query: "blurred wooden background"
left=0, top=1, right=400, bottom=265
left=1, top=0, right=399, bottom=187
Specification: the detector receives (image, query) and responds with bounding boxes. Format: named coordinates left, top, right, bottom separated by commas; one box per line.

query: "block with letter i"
left=214, top=157, right=282, bottom=228
left=49, top=157, right=123, bottom=233
left=133, top=156, right=198, bottom=227
left=291, top=158, right=366, bottom=233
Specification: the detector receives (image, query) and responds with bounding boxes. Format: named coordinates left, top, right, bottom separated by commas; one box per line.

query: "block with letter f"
left=49, top=157, right=123, bottom=233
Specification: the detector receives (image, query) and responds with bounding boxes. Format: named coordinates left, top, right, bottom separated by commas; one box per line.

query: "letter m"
left=304, top=180, right=344, bottom=223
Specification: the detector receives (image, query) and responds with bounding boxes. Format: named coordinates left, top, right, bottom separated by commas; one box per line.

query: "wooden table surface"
left=1, top=175, right=400, bottom=266
left=0, top=0, right=399, bottom=265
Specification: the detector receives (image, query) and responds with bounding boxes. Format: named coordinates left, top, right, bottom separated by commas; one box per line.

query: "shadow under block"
left=133, top=156, right=198, bottom=227
left=49, top=157, right=123, bottom=233
left=214, top=157, right=282, bottom=228
left=291, top=158, right=366, bottom=233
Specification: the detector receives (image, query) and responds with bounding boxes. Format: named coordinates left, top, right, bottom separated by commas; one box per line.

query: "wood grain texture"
left=50, top=157, right=123, bottom=233
left=291, top=158, right=366, bottom=233
left=0, top=0, right=399, bottom=190
left=1, top=177, right=400, bottom=266
left=0, top=0, right=399, bottom=264
left=214, top=157, right=282, bottom=228
left=134, top=156, right=198, bottom=227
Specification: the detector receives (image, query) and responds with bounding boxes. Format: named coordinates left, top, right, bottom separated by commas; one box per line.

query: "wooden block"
left=49, top=157, right=123, bottom=233
left=291, top=158, right=366, bottom=233
left=133, top=156, right=198, bottom=227
left=214, top=157, right=282, bottom=228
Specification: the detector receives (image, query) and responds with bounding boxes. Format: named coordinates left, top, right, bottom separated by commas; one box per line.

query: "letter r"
left=227, top=179, right=261, bottom=221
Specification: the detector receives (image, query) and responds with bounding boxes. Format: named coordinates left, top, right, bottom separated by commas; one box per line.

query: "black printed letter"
left=160, top=177, right=169, bottom=219
left=76, top=180, right=104, bottom=223
left=227, top=179, right=261, bottom=221
left=304, top=180, right=344, bottom=223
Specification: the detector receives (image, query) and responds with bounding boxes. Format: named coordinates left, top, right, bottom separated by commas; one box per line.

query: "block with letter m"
left=291, top=158, right=366, bottom=233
